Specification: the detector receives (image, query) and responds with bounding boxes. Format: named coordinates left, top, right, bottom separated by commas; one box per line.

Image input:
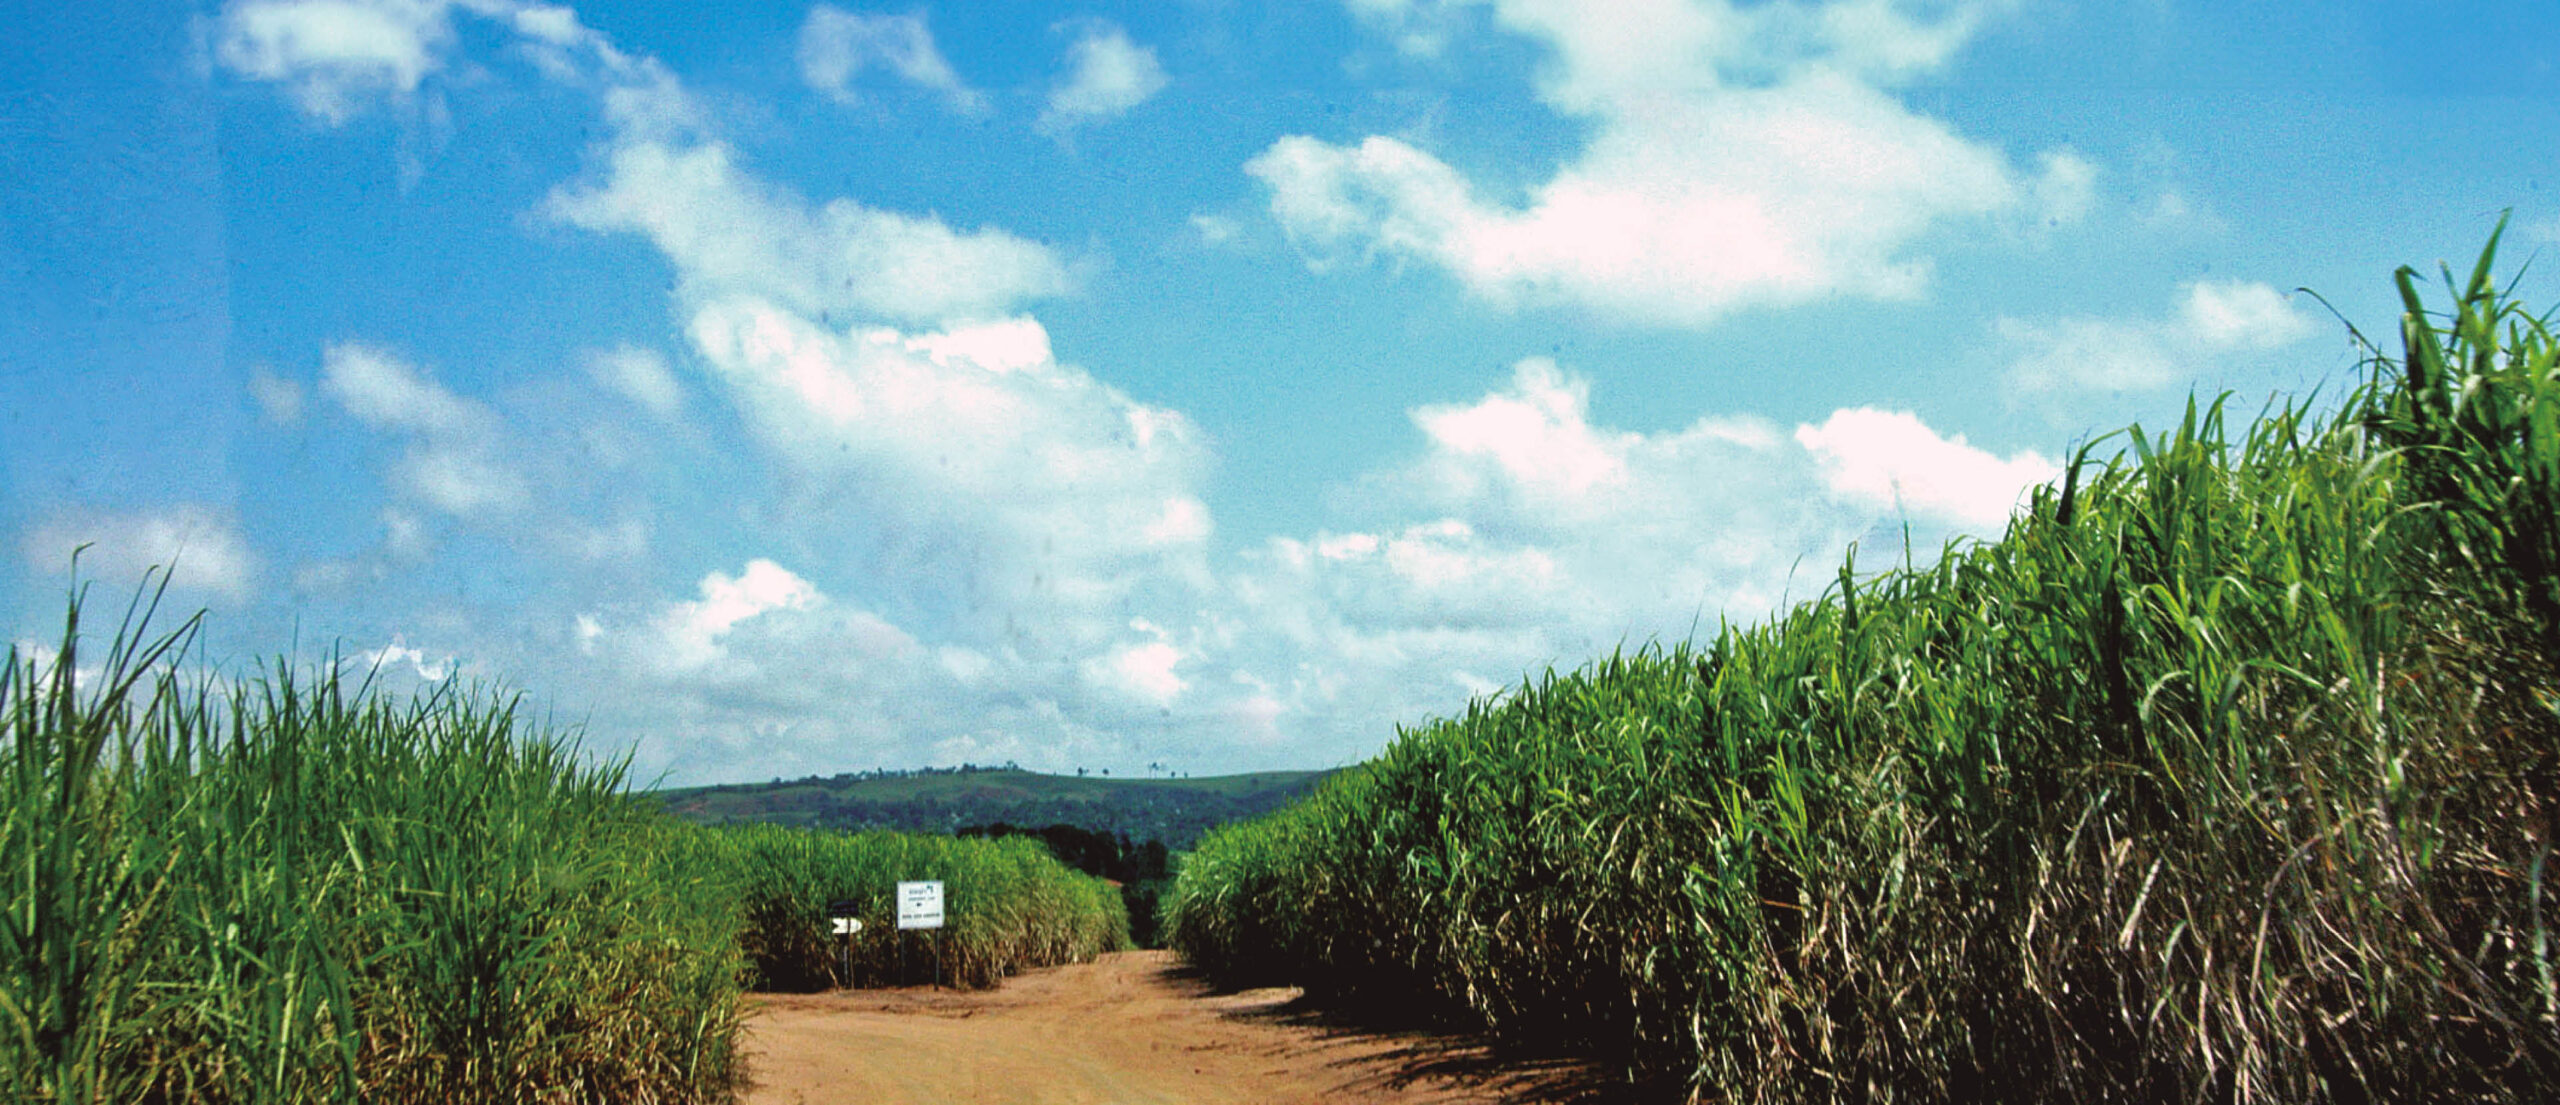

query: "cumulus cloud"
left=1039, top=22, right=1167, bottom=134
left=2003, top=278, right=2318, bottom=395
left=548, top=141, right=1075, bottom=326
left=211, top=0, right=1196, bottom=777
left=2178, top=279, right=2317, bottom=350
left=213, top=0, right=456, bottom=123
left=651, top=558, right=826, bottom=670
left=571, top=344, right=2059, bottom=779
left=1409, top=358, right=1631, bottom=498
left=1208, top=358, right=2053, bottom=763
left=798, top=7, right=986, bottom=114
left=320, top=341, right=526, bottom=516
left=359, top=637, right=453, bottom=681
left=1254, top=0, right=2077, bottom=326
left=681, top=300, right=1214, bottom=592
left=322, top=340, right=477, bottom=433
left=208, top=0, right=2080, bottom=785
left=580, top=557, right=1111, bottom=779
left=477, top=11, right=1233, bottom=776
left=2029, top=149, right=2098, bottom=225
left=212, top=0, right=639, bottom=124
left=395, top=448, right=525, bottom=516
left=1796, top=409, right=2059, bottom=529
left=1392, top=356, right=2047, bottom=564
left=584, top=344, right=684, bottom=417
left=19, top=505, right=260, bottom=603
left=1084, top=619, right=1188, bottom=707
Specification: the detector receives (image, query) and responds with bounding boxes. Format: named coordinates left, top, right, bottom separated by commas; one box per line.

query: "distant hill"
left=643, top=766, right=1341, bottom=850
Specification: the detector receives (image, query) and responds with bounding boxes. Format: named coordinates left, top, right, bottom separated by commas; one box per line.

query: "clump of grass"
left=1, top=591, right=747, bottom=1104
left=700, top=822, right=1128, bottom=991
left=1170, top=225, right=2560, bottom=1102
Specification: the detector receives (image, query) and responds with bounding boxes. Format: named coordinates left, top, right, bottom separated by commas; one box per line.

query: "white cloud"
left=320, top=341, right=526, bottom=516
left=2179, top=279, right=2316, bottom=350
left=651, top=558, right=825, bottom=670
left=1086, top=620, right=1188, bottom=707
left=585, top=344, right=684, bottom=417
left=2003, top=279, right=2318, bottom=395
left=540, top=282, right=1221, bottom=764
left=1192, top=358, right=2064, bottom=773
left=213, top=0, right=456, bottom=123
left=488, top=20, right=1237, bottom=776
left=798, top=7, right=986, bottom=114
left=1288, top=360, right=2041, bottom=635
left=1411, top=358, right=1628, bottom=497
left=503, top=2, right=589, bottom=48
left=1381, top=519, right=1563, bottom=594
left=1039, top=22, right=1167, bottom=134
left=1343, top=0, right=1468, bottom=56
left=212, top=0, right=638, bottom=123
left=206, top=0, right=2094, bottom=785
left=937, top=644, right=991, bottom=682
left=1142, top=497, right=1213, bottom=546
left=394, top=447, right=525, bottom=516
left=1254, top=0, right=2074, bottom=326
left=359, top=637, right=453, bottom=681
left=903, top=316, right=1053, bottom=374
left=19, top=505, right=260, bottom=603
left=381, top=507, right=432, bottom=560
left=247, top=367, right=305, bottom=425
left=548, top=141, right=1074, bottom=326
left=662, top=299, right=1221, bottom=721
left=1998, top=316, right=2180, bottom=394
left=1795, top=408, right=2059, bottom=530
left=681, top=301, right=1211, bottom=573
left=2030, top=149, right=2098, bottom=225
left=322, top=340, right=477, bottom=434
left=568, top=518, right=648, bottom=562
left=1189, top=213, right=1241, bottom=247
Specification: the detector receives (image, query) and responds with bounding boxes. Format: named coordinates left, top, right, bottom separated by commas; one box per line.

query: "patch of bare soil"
left=740, top=950, right=1620, bottom=1105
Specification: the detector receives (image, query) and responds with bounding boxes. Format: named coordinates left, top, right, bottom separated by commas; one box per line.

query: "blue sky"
left=4, top=0, right=2554, bottom=784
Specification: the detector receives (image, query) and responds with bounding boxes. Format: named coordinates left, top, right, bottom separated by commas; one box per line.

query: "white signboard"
left=896, top=880, right=944, bottom=930
left=831, top=917, right=863, bottom=936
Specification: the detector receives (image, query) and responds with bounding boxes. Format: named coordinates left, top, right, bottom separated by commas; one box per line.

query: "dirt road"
left=741, top=950, right=1613, bottom=1105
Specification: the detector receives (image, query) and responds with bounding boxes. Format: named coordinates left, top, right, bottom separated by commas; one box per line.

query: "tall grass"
left=1, top=592, right=748, bottom=1104
left=2, top=588, right=1131, bottom=1103
left=1169, top=228, right=2560, bottom=1101
left=699, top=823, right=1128, bottom=991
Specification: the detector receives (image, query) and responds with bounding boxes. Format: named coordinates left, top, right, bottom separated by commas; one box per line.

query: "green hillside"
left=646, top=766, right=1338, bottom=850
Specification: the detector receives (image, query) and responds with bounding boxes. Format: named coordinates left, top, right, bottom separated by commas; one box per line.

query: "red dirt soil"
left=740, top=950, right=1616, bottom=1105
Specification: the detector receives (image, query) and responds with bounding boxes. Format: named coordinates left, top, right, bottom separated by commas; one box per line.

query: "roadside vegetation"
left=1169, top=229, right=2560, bottom=1102
left=958, top=822, right=1176, bottom=947
left=1, top=597, right=1125, bottom=1104
left=701, top=822, right=1126, bottom=991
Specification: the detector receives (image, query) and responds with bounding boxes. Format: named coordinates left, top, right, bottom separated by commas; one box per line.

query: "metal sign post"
left=826, top=898, right=861, bottom=988
left=896, top=880, right=945, bottom=989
